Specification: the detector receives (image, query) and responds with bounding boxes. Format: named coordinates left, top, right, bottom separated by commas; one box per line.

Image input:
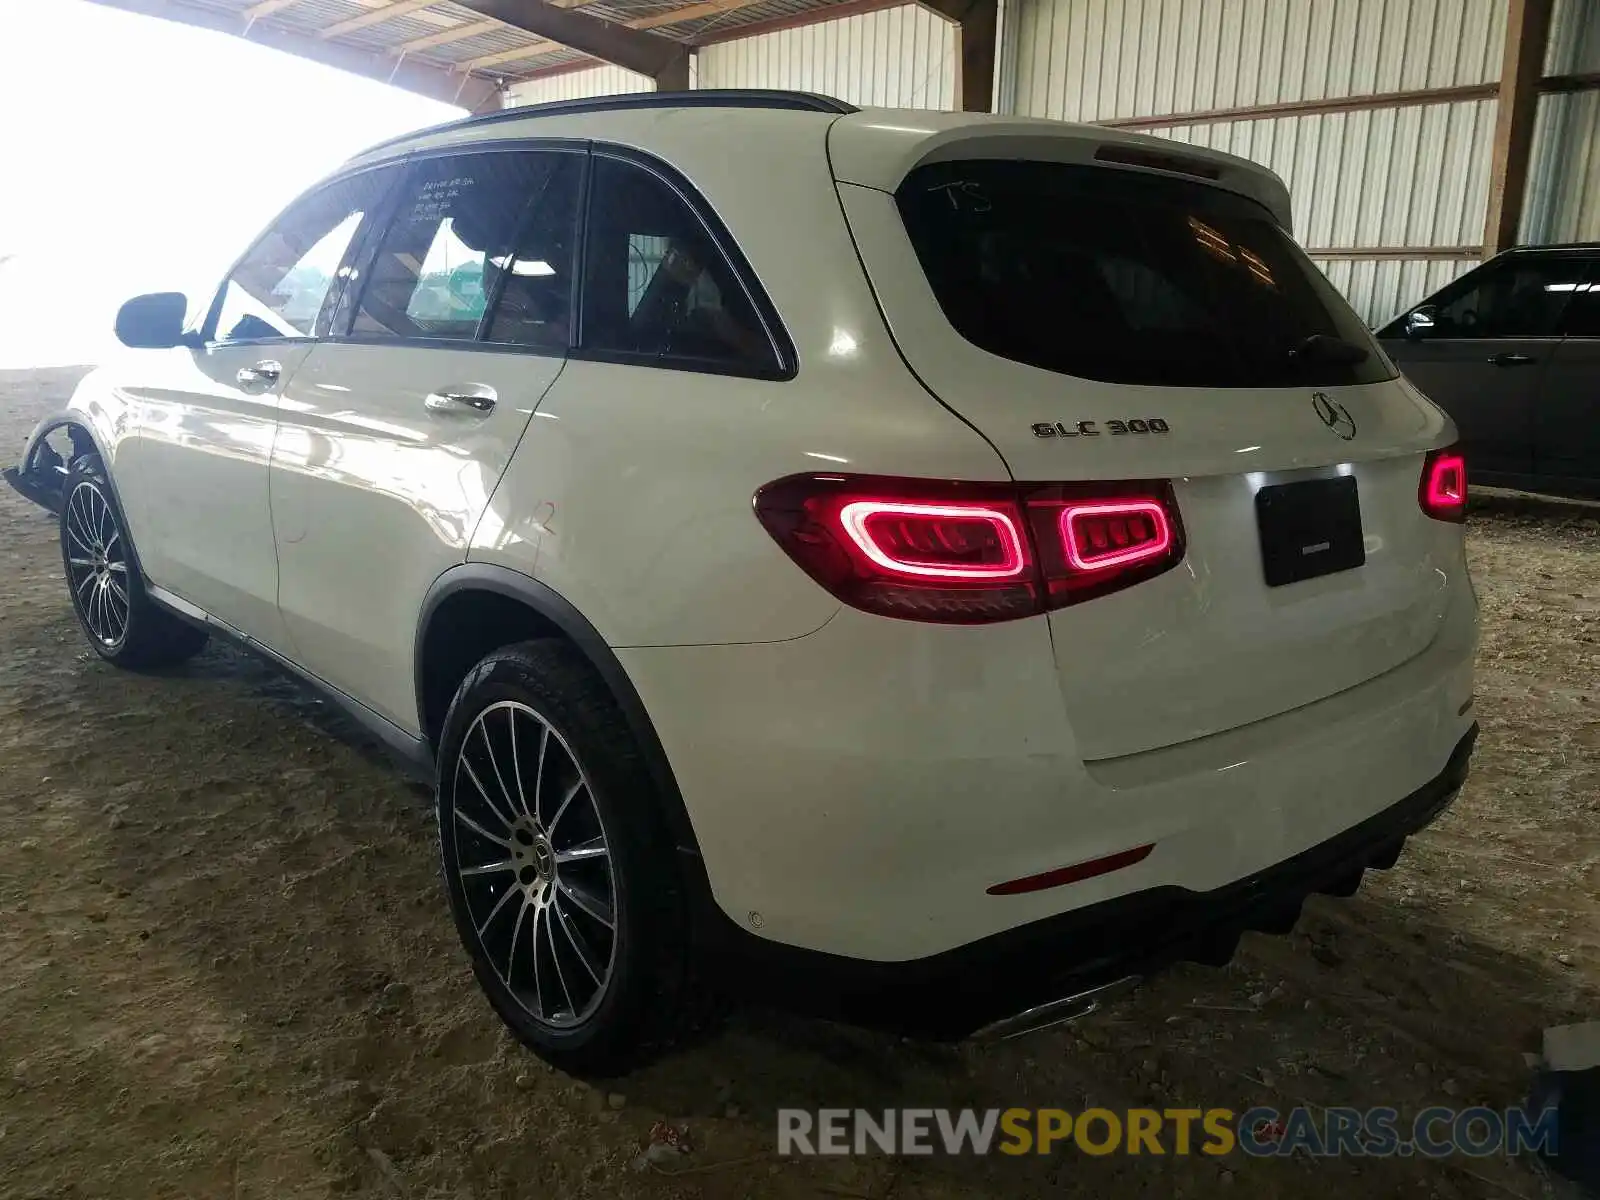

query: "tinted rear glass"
left=896, top=161, right=1394, bottom=388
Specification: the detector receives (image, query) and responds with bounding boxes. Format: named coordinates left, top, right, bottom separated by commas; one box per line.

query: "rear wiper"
left=1289, top=333, right=1371, bottom=366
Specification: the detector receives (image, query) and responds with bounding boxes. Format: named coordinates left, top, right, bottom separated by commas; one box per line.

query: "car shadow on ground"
left=77, top=638, right=1591, bottom=1200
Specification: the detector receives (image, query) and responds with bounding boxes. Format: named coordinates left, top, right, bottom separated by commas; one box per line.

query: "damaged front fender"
left=4, top=414, right=101, bottom=516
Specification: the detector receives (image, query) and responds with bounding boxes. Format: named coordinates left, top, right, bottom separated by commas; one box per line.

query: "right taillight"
left=753, top=474, right=1185, bottom=624
left=1419, top=446, right=1467, bottom=523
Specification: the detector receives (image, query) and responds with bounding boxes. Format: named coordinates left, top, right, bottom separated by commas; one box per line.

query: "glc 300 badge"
left=1032, top=418, right=1171, bottom=439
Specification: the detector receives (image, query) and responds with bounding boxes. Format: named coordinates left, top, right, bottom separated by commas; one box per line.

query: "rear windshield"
left=896, top=160, right=1394, bottom=388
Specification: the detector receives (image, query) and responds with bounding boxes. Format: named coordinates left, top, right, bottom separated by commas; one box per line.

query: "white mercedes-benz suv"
left=9, top=90, right=1477, bottom=1075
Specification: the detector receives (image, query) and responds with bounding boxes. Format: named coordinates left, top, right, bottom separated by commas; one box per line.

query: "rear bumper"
left=698, top=724, right=1476, bottom=1039
left=621, top=566, right=1478, bottom=962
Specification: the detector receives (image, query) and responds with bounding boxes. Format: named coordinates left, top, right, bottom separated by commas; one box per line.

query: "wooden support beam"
left=1101, top=82, right=1500, bottom=130
left=654, top=48, right=691, bottom=90
left=692, top=0, right=901, bottom=44
left=458, top=39, right=560, bottom=69
left=1304, top=246, right=1485, bottom=262
left=455, top=0, right=684, bottom=77
left=629, top=0, right=766, bottom=32
left=470, top=84, right=507, bottom=113
left=914, top=0, right=997, bottom=111
left=318, top=0, right=439, bottom=39
left=242, top=0, right=302, bottom=18
left=391, top=17, right=501, bottom=53
left=1540, top=70, right=1600, bottom=95
left=82, top=0, right=498, bottom=109
left=463, top=0, right=763, bottom=78
left=1485, top=0, right=1555, bottom=254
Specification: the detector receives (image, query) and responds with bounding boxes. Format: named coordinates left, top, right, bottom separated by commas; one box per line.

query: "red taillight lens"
left=1059, top=500, right=1173, bottom=571
left=1420, top=447, right=1467, bottom=523
left=754, top=475, right=1185, bottom=623
left=838, top=501, right=1027, bottom=579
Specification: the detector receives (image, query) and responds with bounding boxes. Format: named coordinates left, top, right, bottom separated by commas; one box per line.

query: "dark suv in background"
left=1378, top=245, right=1600, bottom=499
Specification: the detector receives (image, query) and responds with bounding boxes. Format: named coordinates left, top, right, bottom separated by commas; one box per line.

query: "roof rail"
left=356, top=89, right=858, bottom=158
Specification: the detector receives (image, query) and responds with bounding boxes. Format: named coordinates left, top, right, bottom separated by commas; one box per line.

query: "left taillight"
left=1419, top=446, right=1467, bottom=523
left=753, top=474, right=1185, bottom=624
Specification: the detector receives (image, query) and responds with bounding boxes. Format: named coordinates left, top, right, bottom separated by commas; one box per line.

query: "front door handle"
left=236, top=360, right=282, bottom=393
left=424, top=387, right=497, bottom=415
left=1487, top=352, right=1536, bottom=367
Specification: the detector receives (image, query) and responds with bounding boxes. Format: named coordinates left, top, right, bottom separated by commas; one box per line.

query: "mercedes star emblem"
left=1311, top=392, right=1357, bottom=441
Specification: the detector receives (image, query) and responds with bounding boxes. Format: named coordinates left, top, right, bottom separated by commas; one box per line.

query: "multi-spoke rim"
left=449, top=700, right=617, bottom=1030
left=64, top=481, right=130, bottom=649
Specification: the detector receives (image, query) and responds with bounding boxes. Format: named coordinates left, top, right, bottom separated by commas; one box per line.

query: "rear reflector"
left=754, top=474, right=1185, bottom=624
left=1419, top=446, right=1467, bottom=523
left=986, top=843, right=1155, bottom=896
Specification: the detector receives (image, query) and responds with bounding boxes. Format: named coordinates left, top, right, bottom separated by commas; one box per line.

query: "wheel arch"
left=416, top=564, right=704, bottom=861
left=7, top=412, right=107, bottom=516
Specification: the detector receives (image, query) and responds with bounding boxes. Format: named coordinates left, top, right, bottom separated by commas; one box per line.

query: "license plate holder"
left=1254, top=476, right=1365, bottom=587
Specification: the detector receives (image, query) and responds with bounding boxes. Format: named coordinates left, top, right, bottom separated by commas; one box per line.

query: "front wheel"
left=60, top=454, right=207, bottom=669
left=436, top=640, right=692, bottom=1077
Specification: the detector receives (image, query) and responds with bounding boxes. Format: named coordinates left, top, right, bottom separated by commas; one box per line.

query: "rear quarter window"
left=896, top=161, right=1394, bottom=389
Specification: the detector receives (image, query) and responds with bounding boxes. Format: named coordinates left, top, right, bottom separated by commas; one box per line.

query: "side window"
left=353, top=152, right=575, bottom=343
left=482, top=153, right=582, bottom=349
left=1430, top=257, right=1585, bottom=339
left=213, top=170, right=392, bottom=343
left=578, top=155, right=780, bottom=375
left=1557, top=265, right=1600, bottom=338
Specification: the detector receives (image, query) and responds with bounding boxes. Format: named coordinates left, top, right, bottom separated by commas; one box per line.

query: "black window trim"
left=328, top=139, right=588, bottom=359
left=196, top=137, right=798, bottom=379
left=574, top=143, right=798, bottom=383
left=1378, top=248, right=1600, bottom=342
left=1557, top=257, right=1600, bottom=340
left=200, top=160, right=406, bottom=349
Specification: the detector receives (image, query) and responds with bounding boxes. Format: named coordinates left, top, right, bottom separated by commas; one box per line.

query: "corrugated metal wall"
left=1007, top=0, right=1511, bottom=325
left=505, top=64, right=653, bottom=106
left=1524, top=0, right=1600, bottom=243
left=1011, top=0, right=1504, bottom=121
left=697, top=3, right=956, bottom=109
left=1145, top=100, right=1497, bottom=320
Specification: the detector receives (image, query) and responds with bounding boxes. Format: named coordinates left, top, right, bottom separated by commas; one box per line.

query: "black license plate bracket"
left=1254, top=476, right=1365, bottom=587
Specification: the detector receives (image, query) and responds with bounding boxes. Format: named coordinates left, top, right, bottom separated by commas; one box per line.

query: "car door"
left=1382, top=253, right=1582, bottom=482
left=1534, top=257, right=1600, bottom=491
left=269, top=146, right=581, bottom=729
left=120, top=167, right=398, bottom=648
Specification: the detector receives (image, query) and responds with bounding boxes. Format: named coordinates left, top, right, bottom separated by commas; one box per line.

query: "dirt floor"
left=0, top=366, right=1595, bottom=1200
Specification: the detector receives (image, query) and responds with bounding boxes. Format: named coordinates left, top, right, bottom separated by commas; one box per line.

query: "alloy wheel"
left=449, top=700, right=618, bottom=1029
left=64, top=481, right=130, bottom=649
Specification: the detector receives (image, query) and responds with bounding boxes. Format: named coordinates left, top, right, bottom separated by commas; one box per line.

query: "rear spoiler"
left=829, top=110, right=1294, bottom=232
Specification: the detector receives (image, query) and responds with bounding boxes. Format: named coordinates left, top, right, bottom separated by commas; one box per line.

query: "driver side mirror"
left=1404, top=305, right=1437, bottom=341
left=114, top=292, right=191, bottom=349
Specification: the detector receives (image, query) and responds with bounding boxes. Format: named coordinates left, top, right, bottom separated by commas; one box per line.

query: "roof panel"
left=513, top=46, right=596, bottom=72
left=423, top=27, right=542, bottom=64
left=334, top=12, right=469, bottom=50
left=265, top=0, right=377, bottom=36
left=117, top=0, right=882, bottom=86
left=655, top=0, right=866, bottom=41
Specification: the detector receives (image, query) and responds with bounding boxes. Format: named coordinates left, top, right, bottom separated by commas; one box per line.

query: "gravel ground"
left=0, top=366, right=1595, bottom=1200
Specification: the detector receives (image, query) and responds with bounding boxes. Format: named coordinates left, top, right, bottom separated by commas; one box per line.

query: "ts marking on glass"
left=1033, top=418, right=1171, bottom=439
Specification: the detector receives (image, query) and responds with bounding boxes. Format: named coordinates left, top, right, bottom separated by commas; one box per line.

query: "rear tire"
left=60, top=453, right=207, bottom=669
left=436, top=640, right=692, bottom=1077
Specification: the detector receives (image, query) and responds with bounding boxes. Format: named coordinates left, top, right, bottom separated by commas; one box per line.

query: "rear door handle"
left=424, top=386, right=497, bottom=415
left=236, top=360, right=282, bottom=393
left=1487, top=352, right=1536, bottom=367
